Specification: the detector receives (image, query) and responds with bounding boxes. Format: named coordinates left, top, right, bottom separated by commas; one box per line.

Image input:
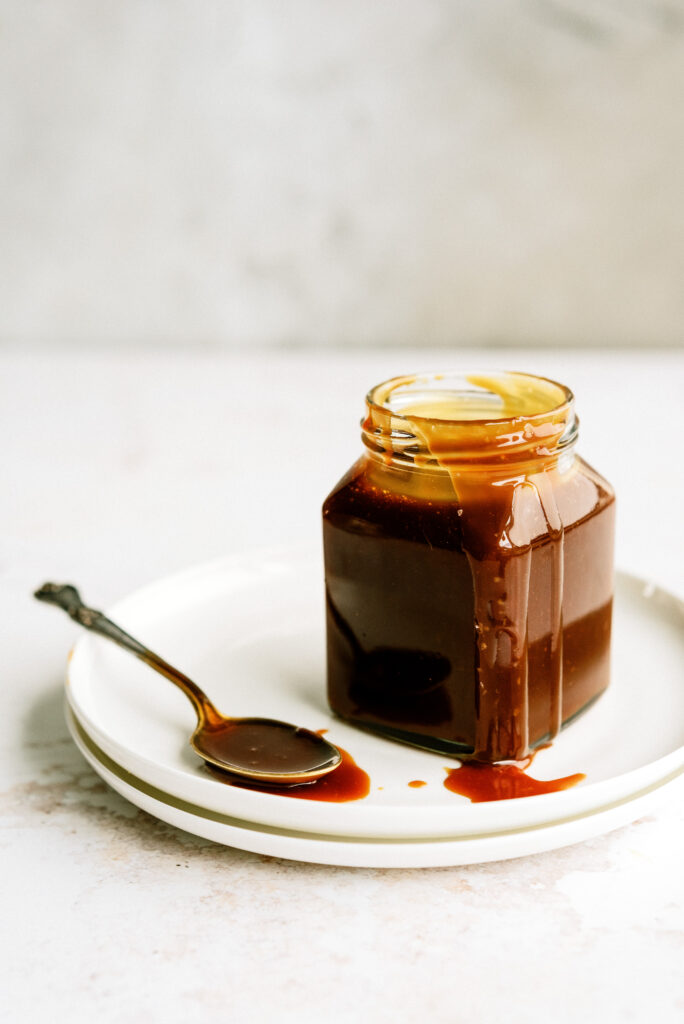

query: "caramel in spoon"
left=35, top=583, right=342, bottom=785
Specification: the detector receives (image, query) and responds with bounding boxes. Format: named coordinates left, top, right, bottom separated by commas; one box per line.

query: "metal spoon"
left=35, top=582, right=342, bottom=785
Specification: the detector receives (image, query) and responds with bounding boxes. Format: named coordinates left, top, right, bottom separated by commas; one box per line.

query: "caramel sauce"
left=408, top=779, right=427, bottom=788
left=443, top=760, right=586, bottom=802
left=323, top=371, right=615, bottom=764
left=207, top=742, right=370, bottom=803
left=198, top=719, right=337, bottom=781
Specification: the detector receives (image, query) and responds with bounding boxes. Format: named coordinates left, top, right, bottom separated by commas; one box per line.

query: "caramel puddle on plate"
left=444, top=752, right=585, bottom=803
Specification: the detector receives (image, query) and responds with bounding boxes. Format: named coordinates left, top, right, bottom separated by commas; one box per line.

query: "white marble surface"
left=2, top=348, right=683, bottom=1022
left=2, top=1, right=684, bottom=349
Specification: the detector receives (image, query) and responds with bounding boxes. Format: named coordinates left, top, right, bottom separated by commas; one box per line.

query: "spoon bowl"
left=191, top=717, right=342, bottom=785
left=35, top=582, right=342, bottom=785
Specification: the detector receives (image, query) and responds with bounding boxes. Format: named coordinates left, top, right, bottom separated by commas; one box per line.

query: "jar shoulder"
left=555, top=455, right=615, bottom=530
left=322, top=457, right=368, bottom=516
left=323, top=456, right=459, bottom=516
left=323, top=453, right=616, bottom=561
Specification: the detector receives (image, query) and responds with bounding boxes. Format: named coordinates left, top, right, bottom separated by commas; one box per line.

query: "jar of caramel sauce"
left=322, top=372, right=615, bottom=764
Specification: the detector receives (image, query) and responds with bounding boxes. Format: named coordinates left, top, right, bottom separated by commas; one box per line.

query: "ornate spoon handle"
left=34, top=582, right=219, bottom=725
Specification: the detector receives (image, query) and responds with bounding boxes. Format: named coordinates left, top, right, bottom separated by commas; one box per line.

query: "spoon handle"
left=34, top=582, right=220, bottom=726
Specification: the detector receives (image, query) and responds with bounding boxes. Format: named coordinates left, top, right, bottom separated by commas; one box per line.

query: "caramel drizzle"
left=380, top=376, right=568, bottom=762
left=466, top=472, right=565, bottom=761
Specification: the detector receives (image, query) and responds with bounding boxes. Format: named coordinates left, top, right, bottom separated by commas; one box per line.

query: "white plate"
left=65, top=703, right=681, bottom=868
left=65, top=547, right=684, bottom=862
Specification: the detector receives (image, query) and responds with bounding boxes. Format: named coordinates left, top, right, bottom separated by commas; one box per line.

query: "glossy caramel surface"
left=443, top=761, right=586, bottom=802
left=208, top=741, right=370, bottom=802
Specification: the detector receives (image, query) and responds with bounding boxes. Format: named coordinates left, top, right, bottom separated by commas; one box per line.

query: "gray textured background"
left=2, top=0, right=683, bottom=348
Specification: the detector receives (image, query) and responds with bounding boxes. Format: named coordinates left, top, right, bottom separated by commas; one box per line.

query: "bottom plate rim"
left=66, top=702, right=684, bottom=855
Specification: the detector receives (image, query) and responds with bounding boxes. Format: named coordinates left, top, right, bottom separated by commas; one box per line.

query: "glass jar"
left=322, top=371, right=615, bottom=763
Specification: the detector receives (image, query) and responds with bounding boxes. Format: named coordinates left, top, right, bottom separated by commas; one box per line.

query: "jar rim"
left=362, top=370, right=578, bottom=466
left=366, top=370, right=574, bottom=425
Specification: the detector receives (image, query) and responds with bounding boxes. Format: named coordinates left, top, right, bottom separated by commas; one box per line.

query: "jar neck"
left=361, top=371, right=578, bottom=473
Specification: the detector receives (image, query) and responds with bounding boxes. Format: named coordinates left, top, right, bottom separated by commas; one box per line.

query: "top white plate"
left=66, top=547, right=684, bottom=842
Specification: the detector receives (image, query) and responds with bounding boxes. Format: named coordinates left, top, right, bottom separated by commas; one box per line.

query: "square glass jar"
left=322, top=371, right=615, bottom=763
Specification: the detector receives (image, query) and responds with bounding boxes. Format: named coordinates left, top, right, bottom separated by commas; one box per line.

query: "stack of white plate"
left=66, top=548, right=684, bottom=868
